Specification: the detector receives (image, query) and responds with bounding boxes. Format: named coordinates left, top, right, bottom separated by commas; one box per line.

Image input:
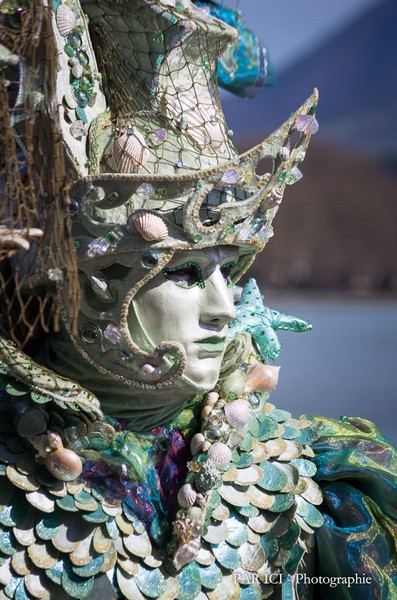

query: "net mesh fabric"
left=0, top=0, right=235, bottom=348
left=0, top=2, right=79, bottom=348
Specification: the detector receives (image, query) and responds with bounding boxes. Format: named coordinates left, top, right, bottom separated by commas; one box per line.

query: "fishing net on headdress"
left=0, top=2, right=79, bottom=349
left=0, top=0, right=272, bottom=348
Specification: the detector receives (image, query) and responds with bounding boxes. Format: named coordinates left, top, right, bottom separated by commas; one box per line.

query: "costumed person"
left=0, top=2, right=396, bottom=599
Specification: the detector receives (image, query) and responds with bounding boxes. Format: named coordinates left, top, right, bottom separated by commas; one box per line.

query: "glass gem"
left=63, top=44, right=75, bottom=57
left=249, top=394, right=260, bottom=408
left=47, top=268, right=64, bottom=282
left=107, top=191, right=120, bottom=204
left=193, top=233, right=203, bottom=243
left=221, top=168, right=241, bottom=185
left=278, top=171, right=287, bottom=182
left=251, top=216, right=264, bottom=235
left=75, top=107, right=88, bottom=124
left=154, top=187, right=167, bottom=199
left=73, top=240, right=81, bottom=250
left=206, top=428, right=222, bottom=442
left=296, top=114, right=319, bottom=135
left=136, top=183, right=155, bottom=200
left=141, top=250, right=159, bottom=269
left=103, top=324, right=121, bottom=345
left=80, top=323, right=100, bottom=344
left=76, top=50, right=89, bottom=66
left=286, top=167, right=303, bottom=185
left=86, top=237, right=110, bottom=257
left=70, top=120, right=87, bottom=139
left=74, top=90, right=88, bottom=107
left=222, top=223, right=235, bottom=236
left=68, top=31, right=82, bottom=49
left=104, top=231, right=118, bottom=245
left=148, top=129, right=167, bottom=146
left=176, top=160, right=183, bottom=168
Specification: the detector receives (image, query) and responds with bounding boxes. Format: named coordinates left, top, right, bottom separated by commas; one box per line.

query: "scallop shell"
left=106, top=129, right=149, bottom=173
left=177, top=484, right=197, bottom=509
left=245, top=363, right=280, bottom=393
left=224, top=399, right=251, bottom=429
left=207, top=442, right=231, bottom=470
left=56, top=4, right=77, bottom=37
left=190, top=432, right=205, bottom=455
left=131, top=212, right=168, bottom=242
left=172, top=538, right=200, bottom=571
left=164, top=80, right=225, bottom=151
left=45, top=448, right=83, bottom=481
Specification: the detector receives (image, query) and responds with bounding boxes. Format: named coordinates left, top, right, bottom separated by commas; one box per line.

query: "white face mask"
left=131, top=246, right=239, bottom=392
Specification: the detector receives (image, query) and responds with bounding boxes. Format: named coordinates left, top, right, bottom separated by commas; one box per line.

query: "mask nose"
left=199, top=268, right=236, bottom=330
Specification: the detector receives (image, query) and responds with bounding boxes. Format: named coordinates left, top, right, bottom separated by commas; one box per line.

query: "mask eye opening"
left=220, top=261, right=237, bottom=286
left=162, top=261, right=205, bottom=289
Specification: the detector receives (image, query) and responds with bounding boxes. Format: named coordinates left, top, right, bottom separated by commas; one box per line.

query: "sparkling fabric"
left=308, top=415, right=397, bottom=599
left=193, top=1, right=274, bottom=97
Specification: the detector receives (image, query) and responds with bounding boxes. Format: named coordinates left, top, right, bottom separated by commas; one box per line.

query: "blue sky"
left=222, top=0, right=380, bottom=70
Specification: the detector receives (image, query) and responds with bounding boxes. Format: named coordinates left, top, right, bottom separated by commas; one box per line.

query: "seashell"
left=224, top=399, right=251, bottom=429
left=45, top=448, right=83, bottom=481
left=190, top=432, right=205, bottom=455
left=123, top=531, right=152, bottom=558
left=277, top=440, right=302, bottom=462
left=0, top=558, right=12, bottom=586
left=248, top=514, right=273, bottom=534
left=164, top=80, right=224, bottom=151
left=196, top=547, right=216, bottom=566
left=300, top=477, right=323, bottom=506
left=6, top=465, right=39, bottom=492
left=56, top=4, right=77, bottom=37
left=172, top=538, right=200, bottom=571
left=219, top=370, right=246, bottom=399
left=27, top=541, right=58, bottom=569
left=63, top=91, right=78, bottom=109
left=234, top=465, right=264, bottom=486
left=106, top=129, right=149, bottom=173
left=246, top=486, right=274, bottom=510
left=201, top=405, right=212, bottom=420
left=72, top=62, right=84, bottom=79
left=218, top=485, right=249, bottom=507
left=264, top=438, right=288, bottom=457
left=207, top=442, right=231, bottom=470
left=140, top=363, right=161, bottom=381
left=205, top=391, right=219, bottom=407
left=238, top=542, right=266, bottom=572
left=212, top=504, right=230, bottom=522
left=177, top=484, right=197, bottom=509
left=26, top=490, right=55, bottom=513
left=28, top=91, right=44, bottom=112
left=131, top=211, right=168, bottom=242
left=116, top=568, right=145, bottom=600
left=203, top=522, right=227, bottom=544
left=245, top=363, right=280, bottom=393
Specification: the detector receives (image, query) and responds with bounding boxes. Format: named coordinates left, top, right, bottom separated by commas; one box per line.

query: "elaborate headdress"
left=0, top=0, right=318, bottom=389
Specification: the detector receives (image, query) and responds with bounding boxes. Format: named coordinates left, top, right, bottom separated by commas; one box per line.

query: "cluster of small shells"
left=172, top=360, right=280, bottom=570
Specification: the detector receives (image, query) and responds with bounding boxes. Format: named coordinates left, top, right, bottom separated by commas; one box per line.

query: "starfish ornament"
left=228, top=279, right=312, bottom=362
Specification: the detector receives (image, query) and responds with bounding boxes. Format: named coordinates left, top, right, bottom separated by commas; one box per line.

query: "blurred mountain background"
left=223, top=0, right=397, bottom=295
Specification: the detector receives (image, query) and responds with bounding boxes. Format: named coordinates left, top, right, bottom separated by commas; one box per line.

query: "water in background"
left=262, top=294, right=397, bottom=446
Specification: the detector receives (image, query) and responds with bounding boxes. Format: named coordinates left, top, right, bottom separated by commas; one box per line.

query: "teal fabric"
left=308, top=416, right=397, bottom=599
